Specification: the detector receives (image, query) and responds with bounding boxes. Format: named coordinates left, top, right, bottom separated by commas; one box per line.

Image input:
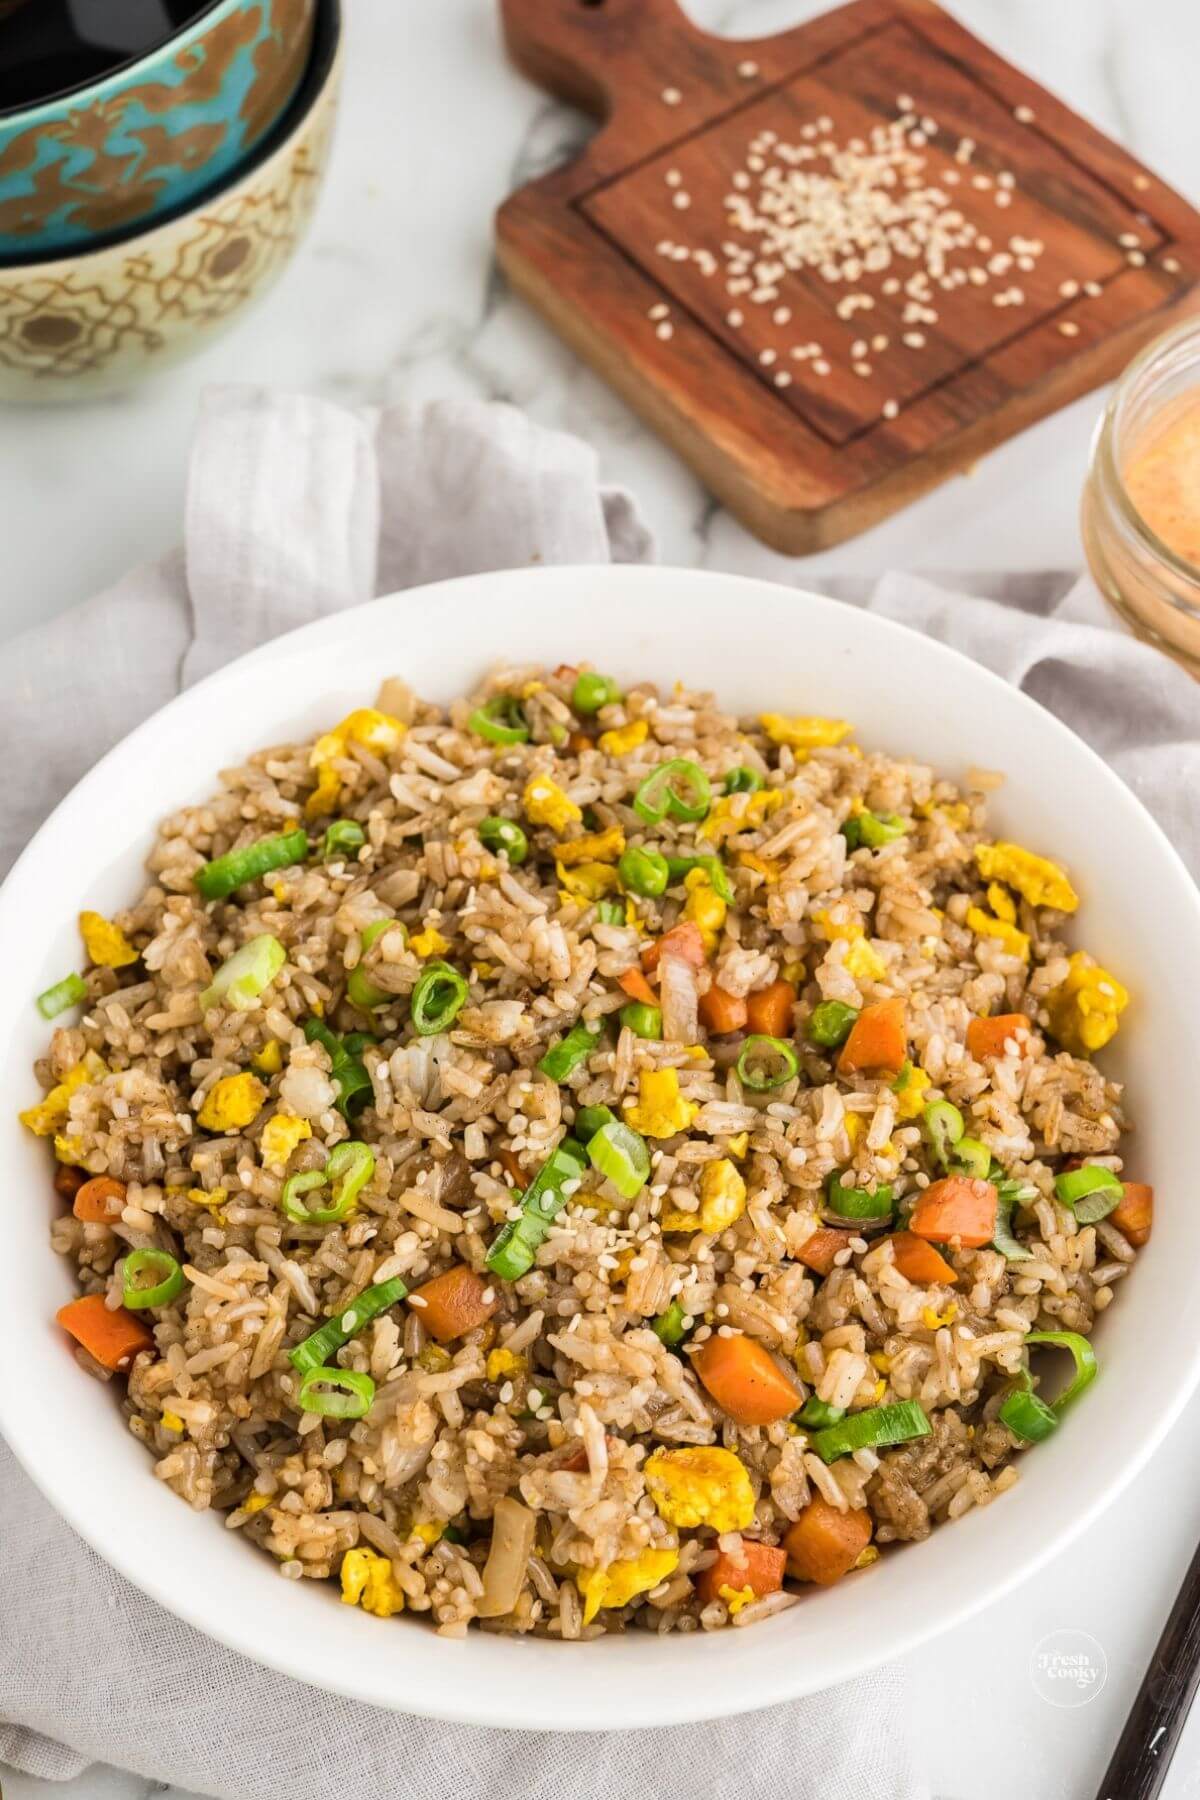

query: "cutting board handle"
left=499, top=0, right=700, bottom=121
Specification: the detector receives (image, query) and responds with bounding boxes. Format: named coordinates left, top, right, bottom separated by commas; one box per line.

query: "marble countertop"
left=3, top=1, right=1199, bottom=1796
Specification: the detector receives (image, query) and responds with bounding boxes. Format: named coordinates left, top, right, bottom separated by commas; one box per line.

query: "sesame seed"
left=661, top=87, right=682, bottom=106
left=648, top=303, right=669, bottom=320
left=1014, top=104, right=1035, bottom=123
left=481, top=1287, right=495, bottom=1304
left=1164, top=256, right=1181, bottom=273
left=673, top=192, right=691, bottom=210
left=665, top=169, right=682, bottom=188
left=738, top=59, right=759, bottom=78
left=871, top=333, right=889, bottom=352
left=902, top=330, right=926, bottom=348
left=1119, top=231, right=1140, bottom=248
left=1084, top=279, right=1103, bottom=296
left=408, top=1294, right=427, bottom=1309
left=774, top=370, right=792, bottom=387
left=759, top=348, right=777, bottom=366
left=499, top=1381, right=514, bottom=1404
left=1134, top=174, right=1150, bottom=190
left=852, top=361, right=872, bottom=377
left=656, top=322, right=674, bottom=340
left=726, top=308, right=744, bottom=327
left=1058, top=279, right=1079, bottom=298
left=773, top=306, right=792, bottom=324
left=897, top=93, right=914, bottom=110
left=882, top=399, right=900, bottom=419
left=813, top=359, right=831, bottom=376
left=1127, top=249, right=1146, bottom=267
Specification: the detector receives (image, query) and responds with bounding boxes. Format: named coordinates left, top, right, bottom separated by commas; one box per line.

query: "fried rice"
left=22, top=662, right=1147, bottom=1637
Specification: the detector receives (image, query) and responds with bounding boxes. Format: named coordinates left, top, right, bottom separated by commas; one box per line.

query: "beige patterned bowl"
left=0, top=0, right=341, bottom=402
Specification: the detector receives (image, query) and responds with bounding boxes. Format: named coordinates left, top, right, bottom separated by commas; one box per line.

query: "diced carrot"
left=796, top=1228, right=852, bottom=1277
left=837, top=997, right=907, bottom=1076
left=618, top=966, right=659, bottom=1008
left=554, top=664, right=579, bottom=681
left=53, top=1163, right=85, bottom=1202
left=696, top=1540, right=787, bottom=1607
left=745, top=979, right=796, bottom=1038
left=698, top=984, right=748, bottom=1035
left=887, top=1230, right=959, bottom=1286
left=73, top=1176, right=127, bottom=1224
left=692, top=1332, right=800, bottom=1426
left=642, top=919, right=706, bottom=973
left=56, top=1294, right=153, bottom=1372
left=1112, top=1181, right=1153, bottom=1249
left=408, top=1264, right=498, bottom=1343
left=567, top=731, right=591, bottom=755
left=909, top=1176, right=998, bottom=1248
left=784, top=1498, right=873, bottom=1585
left=966, top=1013, right=1031, bottom=1061
left=496, top=1147, right=525, bottom=1189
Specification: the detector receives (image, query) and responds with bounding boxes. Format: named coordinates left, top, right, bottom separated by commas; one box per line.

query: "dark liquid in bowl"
left=0, top=0, right=215, bottom=110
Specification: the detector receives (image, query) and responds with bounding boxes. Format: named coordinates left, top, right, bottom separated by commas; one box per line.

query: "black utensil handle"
left=1096, top=1532, right=1200, bottom=1800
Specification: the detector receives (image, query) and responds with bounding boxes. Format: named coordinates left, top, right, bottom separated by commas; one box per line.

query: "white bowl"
left=1, top=565, right=1197, bottom=1730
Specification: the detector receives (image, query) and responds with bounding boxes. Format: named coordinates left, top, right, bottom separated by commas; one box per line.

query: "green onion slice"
left=199, top=933, right=286, bottom=1015
left=795, top=1397, right=846, bottom=1430
left=952, top=1136, right=992, bottom=1180
left=842, top=811, right=907, bottom=852
left=825, top=1170, right=894, bottom=1220
left=322, top=819, right=366, bottom=861
left=281, top=1141, right=375, bottom=1226
left=618, top=844, right=670, bottom=898
left=922, top=1099, right=965, bottom=1168
left=297, top=1365, right=376, bottom=1419
left=478, top=817, right=529, bottom=864
left=811, top=1399, right=931, bottom=1463
left=595, top=900, right=626, bottom=926
left=346, top=917, right=402, bottom=1012
left=486, top=1139, right=589, bottom=1280
left=998, top=1383, right=1058, bottom=1443
left=1024, top=1330, right=1098, bottom=1412
left=303, top=1018, right=374, bottom=1119
left=807, top=1000, right=859, bottom=1050
left=572, top=671, right=622, bottom=714
left=620, top=1002, right=662, bottom=1040
left=411, top=960, right=469, bottom=1036
left=652, top=1300, right=690, bottom=1348
left=574, top=1104, right=617, bottom=1142
left=288, top=1276, right=408, bottom=1375
left=664, top=854, right=733, bottom=903
left=633, top=758, right=711, bottom=826
left=586, top=1119, right=650, bottom=1201
left=992, top=1177, right=1034, bottom=1262
left=736, top=1034, right=799, bottom=1093
left=723, top=767, right=763, bottom=795
left=122, top=1247, right=185, bottom=1310
left=1054, top=1165, right=1124, bottom=1224
left=37, top=973, right=88, bottom=1020
left=468, top=695, right=529, bottom=745
left=538, top=1020, right=602, bottom=1082
left=194, top=828, right=309, bottom=901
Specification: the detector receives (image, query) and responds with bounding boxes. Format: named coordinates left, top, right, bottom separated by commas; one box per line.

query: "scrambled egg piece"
left=759, top=715, right=852, bottom=754
left=79, top=911, right=138, bottom=969
left=683, top=869, right=726, bottom=953
left=718, top=1583, right=756, bottom=1616
left=186, top=1186, right=227, bottom=1220
left=340, top=1548, right=405, bottom=1618
left=644, top=1446, right=755, bottom=1531
left=597, top=720, right=648, bottom=757
left=975, top=842, right=1078, bottom=913
left=523, top=774, right=582, bottom=835
left=242, top=1492, right=271, bottom=1515
left=407, top=1519, right=444, bottom=1547
left=1046, top=952, right=1128, bottom=1056
left=260, top=1113, right=312, bottom=1170
left=659, top=1204, right=702, bottom=1233
left=921, top=1301, right=958, bottom=1329
left=252, top=1040, right=284, bottom=1075
left=486, top=1347, right=527, bottom=1382
left=20, top=1051, right=107, bottom=1137
left=307, top=709, right=406, bottom=820
left=197, top=1072, right=267, bottom=1133
left=624, top=1068, right=697, bottom=1139
left=698, top=1159, right=747, bottom=1233
left=556, top=860, right=621, bottom=903
left=727, top=1131, right=749, bottom=1158
left=966, top=905, right=1030, bottom=963
left=576, top=1547, right=679, bottom=1625
left=557, top=826, right=626, bottom=866
left=844, top=1113, right=864, bottom=1148
left=986, top=883, right=1016, bottom=924
left=738, top=851, right=780, bottom=884
left=700, top=789, right=783, bottom=845
left=891, top=1062, right=931, bottom=1121
left=409, top=926, right=450, bottom=958
left=813, top=909, right=887, bottom=982
left=870, top=1352, right=893, bottom=1373
left=161, top=1410, right=184, bottom=1433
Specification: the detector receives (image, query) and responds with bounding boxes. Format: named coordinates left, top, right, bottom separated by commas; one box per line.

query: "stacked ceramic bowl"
left=0, top=0, right=343, bottom=401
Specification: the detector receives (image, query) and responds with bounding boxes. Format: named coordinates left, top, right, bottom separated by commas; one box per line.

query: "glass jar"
left=1082, top=317, right=1200, bottom=674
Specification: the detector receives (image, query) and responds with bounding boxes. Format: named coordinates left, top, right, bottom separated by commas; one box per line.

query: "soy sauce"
left=0, top=0, right=216, bottom=112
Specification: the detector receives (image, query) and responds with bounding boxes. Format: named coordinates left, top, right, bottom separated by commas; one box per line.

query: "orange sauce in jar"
left=1123, top=391, right=1200, bottom=568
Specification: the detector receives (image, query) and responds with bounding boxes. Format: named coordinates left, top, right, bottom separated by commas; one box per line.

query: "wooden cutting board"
left=495, top=0, right=1200, bottom=553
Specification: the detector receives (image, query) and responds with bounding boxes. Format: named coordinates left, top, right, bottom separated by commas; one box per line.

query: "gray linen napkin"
left=1, top=385, right=1196, bottom=1800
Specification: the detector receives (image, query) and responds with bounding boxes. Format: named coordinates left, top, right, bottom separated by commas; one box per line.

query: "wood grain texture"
left=1095, top=1531, right=1200, bottom=1800
left=496, top=0, right=1200, bottom=553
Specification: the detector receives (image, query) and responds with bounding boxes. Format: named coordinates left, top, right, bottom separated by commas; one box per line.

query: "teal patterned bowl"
left=0, top=0, right=316, bottom=260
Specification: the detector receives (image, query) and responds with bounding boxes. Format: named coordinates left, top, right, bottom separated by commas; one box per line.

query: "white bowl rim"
left=2, top=562, right=1198, bottom=1731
